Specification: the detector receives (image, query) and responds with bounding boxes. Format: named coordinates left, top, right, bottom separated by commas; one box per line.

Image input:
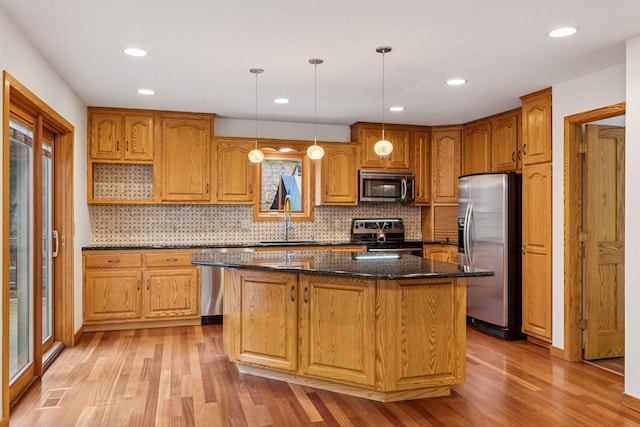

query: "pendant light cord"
left=381, top=50, right=385, bottom=140
left=314, top=61, right=318, bottom=144
left=255, top=70, right=259, bottom=148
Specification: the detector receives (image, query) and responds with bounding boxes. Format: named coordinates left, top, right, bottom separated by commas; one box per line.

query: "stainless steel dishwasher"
left=201, top=246, right=255, bottom=324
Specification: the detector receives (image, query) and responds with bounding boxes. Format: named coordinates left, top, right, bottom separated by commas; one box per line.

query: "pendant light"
left=373, top=46, right=393, bottom=156
left=307, top=58, right=325, bottom=160
left=248, top=68, right=265, bottom=163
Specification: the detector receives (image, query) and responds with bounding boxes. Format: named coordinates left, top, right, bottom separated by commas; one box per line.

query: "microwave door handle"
left=401, top=178, right=407, bottom=200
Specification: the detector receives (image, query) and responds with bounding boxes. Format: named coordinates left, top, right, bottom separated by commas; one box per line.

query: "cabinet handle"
left=512, top=152, right=516, bottom=162
left=166, top=257, right=178, bottom=262
left=126, top=140, right=129, bottom=152
left=522, top=245, right=526, bottom=255
left=303, top=287, right=308, bottom=304
left=290, top=285, right=295, bottom=302
left=518, top=150, right=522, bottom=160
left=206, top=183, right=209, bottom=194
left=137, top=280, right=140, bottom=291
left=522, top=143, right=527, bottom=155
left=108, top=259, right=121, bottom=264
left=249, top=183, right=252, bottom=195
left=325, top=184, right=328, bottom=196
left=116, top=140, right=120, bottom=151
left=146, top=279, right=150, bottom=290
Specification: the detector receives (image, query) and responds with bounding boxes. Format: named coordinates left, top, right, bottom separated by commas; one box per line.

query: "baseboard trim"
left=622, top=393, right=640, bottom=413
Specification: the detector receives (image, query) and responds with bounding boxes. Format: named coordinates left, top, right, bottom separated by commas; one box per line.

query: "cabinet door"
left=123, top=114, right=154, bottom=161
left=359, top=127, right=387, bottom=169
left=521, top=162, right=552, bottom=341
left=491, top=113, right=519, bottom=172
left=385, top=129, right=411, bottom=169
left=160, top=117, right=212, bottom=201
left=144, top=268, right=199, bottom=319
left=216, top=139, right=255, bottom=203
left=233, top=270, right=297, bottom=371
left=89, top=112, right=122, bottom=160
left=84, top=269, right=142, bottom=321
left=431, top=127, right=461, bottom=204
left=299, top=275, right=375, bottom=386
left=521, top=89, right=552, bottom=166
left=319, top=144, right=358, bottom=205
left=462, top=121, right=491, bottom=175
left=413, top=130, right=431, bottom=205
left=423, top=245, right=452, bottom=263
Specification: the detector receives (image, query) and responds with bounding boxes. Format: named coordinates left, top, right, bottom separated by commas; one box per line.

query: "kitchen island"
left=191, top=250, right=492, bottom=402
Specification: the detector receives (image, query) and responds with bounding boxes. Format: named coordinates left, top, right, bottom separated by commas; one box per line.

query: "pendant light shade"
left=248, top=68, right=265, bottom=163
left=374, top=46, right=393, bottom=157
left=307, top=58, right=325, bottom=160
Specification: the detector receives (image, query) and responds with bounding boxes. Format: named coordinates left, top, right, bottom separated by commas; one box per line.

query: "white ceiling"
left=1, top=0, right=639, bottom=126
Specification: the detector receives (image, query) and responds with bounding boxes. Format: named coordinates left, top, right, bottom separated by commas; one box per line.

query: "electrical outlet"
left=240, top=219, right=251, bottom=230
left=334, top=219, right=341, bottom=229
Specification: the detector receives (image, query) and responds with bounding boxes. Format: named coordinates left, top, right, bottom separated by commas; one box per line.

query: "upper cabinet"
left=491, top=109, right=522, bottom=173
left=159, top=114, right=213, bottom=202
left=462, top=120, right=491, bottom=175
left=350, top=122, right=411, bottom=170
left=431, top=126, right=461, bottom=205
left=412, top=129, right=431, bottom=206
left=87, top=107, right=214, bottom=204
left=317, top=143, right=359, bottom=205
left=89, top=109, right=154, bottom=162
left=214, top=137, right=255, bottom=204
left=520, top=88, right=552, bottom=166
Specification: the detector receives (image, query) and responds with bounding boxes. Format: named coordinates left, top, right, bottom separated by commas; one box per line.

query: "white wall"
left=215, top=118, right=350, bottom=141
left=0, top=8, right=90, bottom=338
left=551, top=63, right=626, bottom=350
left=625, top=35, right=640, bottom=397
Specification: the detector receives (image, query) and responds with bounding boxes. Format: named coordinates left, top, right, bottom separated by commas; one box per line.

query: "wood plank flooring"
left=9, top=325, right=640, bottom=426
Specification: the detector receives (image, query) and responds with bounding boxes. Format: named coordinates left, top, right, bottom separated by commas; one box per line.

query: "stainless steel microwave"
left=359, top=170, right=415, bottom=203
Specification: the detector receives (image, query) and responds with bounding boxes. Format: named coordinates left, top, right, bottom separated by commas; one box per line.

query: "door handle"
left=52, top=230, right=59, bottom=258
left=290, top=285, right=295, bottom=302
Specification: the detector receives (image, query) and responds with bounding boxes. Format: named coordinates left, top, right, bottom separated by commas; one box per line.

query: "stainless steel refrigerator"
left=458, top=172, right=524, bottom=340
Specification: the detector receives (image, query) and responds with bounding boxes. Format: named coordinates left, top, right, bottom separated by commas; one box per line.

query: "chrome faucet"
left=283, top=195, right=294, bottom=241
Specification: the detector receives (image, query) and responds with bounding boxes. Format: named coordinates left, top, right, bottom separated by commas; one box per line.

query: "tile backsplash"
left=89, top=204, right=422, bottom=244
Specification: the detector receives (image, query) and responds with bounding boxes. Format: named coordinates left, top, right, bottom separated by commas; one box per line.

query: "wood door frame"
left=2, top=71, right=75, bottom=413
left=563, top=102, right=625, bottom=361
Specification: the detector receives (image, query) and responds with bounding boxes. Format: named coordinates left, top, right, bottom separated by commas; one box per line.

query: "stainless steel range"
left=350, top=218, right=423, bottom=256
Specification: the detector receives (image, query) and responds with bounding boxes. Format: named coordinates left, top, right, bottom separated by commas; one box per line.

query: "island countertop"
left=190, top=250, right=492, bottom=280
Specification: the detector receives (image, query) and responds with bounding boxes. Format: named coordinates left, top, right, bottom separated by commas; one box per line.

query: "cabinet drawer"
left=84, top=252, right=142, bottom=269
left=144, top=251, right=197, bottom=267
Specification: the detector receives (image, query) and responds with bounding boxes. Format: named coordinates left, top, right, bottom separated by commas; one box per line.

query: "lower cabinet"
left=299, top=274, right=376, bottom=386
left=83, top=249, right=201, bottom=331
left=423, top=244, right=458, bottom=264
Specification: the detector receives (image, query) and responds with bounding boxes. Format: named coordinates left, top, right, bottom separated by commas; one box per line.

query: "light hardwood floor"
left=9, top=325, right=640, bottom=426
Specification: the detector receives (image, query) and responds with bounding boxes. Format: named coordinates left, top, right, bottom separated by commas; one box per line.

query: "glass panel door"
left=9, top=117, right=35, bottom=383
left=42, top=142, right=54, bottom=350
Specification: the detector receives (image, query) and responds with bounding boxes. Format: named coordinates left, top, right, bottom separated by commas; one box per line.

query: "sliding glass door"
left=8, top=117, right=35, bottom=388
left=41, top=141, right=54, bottom=353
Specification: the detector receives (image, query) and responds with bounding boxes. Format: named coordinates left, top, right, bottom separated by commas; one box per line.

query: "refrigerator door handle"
left=465, top=203, right=474, bottom=268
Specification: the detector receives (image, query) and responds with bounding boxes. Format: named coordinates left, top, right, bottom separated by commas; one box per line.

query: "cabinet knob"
left=522, top=143, right=527, bottom=156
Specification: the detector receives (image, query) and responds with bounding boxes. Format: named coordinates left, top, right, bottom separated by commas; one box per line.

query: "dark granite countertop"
left=190, top=250, right=490, bottom=280
left=82, top=239, right=457, bottom=251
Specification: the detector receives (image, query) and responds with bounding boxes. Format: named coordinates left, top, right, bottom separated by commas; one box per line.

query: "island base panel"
left=236, top=363, right=451, bottom=402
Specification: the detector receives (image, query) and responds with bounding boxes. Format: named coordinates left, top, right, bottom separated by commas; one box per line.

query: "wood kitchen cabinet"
left=521, top=88, right=552, bottom=166
left=350, top=122, right=411, bottom=170
left=431, top=126, right=462, bottom=204
left=299, top=274, right=376, bottom=386
left=462, top=120, right=491, bottom=175
left=160, top=114, right=214, bottom=202
left=521, top=162, right=552, bottom=342
left=423, top=244, right=458, bottom=264
left=83, top=249, right=201, bottom=331
left=317, top=143, right=359, bottom=205
left=214, top=137, right=255, bottom=204
left=88, top=109, right=154, bottom=162
left=412, top=129, right=431, bottom=205
left=227, top=269, right=298, bottom=371
left=491, top=109, right=522, bottom=172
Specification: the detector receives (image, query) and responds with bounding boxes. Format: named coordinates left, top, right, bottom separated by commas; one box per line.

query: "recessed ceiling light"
left=446, top=78, right=467, bottom=86
left=137, top=89, right=155, bottom=95
left=273, top=98, right=289, bottom=104
left=124, top=47, right=149, bottom=57
left=547, top=27, right=578, bottom=38
left=389, top=106, right=405, bottom=112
